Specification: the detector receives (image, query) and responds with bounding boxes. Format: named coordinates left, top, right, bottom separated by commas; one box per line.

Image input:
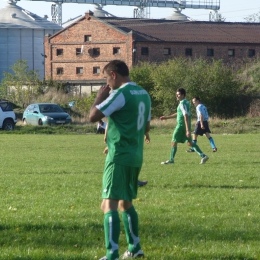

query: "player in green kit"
left=89, top=60, right=151, bottom=260
left=160, top=88, right=209, bottom=165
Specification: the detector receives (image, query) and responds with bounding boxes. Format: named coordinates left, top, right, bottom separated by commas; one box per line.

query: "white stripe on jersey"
left=96, top=90, right=125, bottom=117
left=179, top=103, right=189, bottom=116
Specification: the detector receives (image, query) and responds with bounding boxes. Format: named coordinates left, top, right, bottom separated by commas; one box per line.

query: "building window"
left=207, top=49, right=214, bottom=57
left=141, top=47, right=149, bottom=55
left=248, top=49, right=255, bottom=57
left=84, top=35, right=92, bottom=42
left=56, top=68, right=64, bottom=75
left=93, top=48, right=100, bottom=56
left=185, top=48, right=192, bottom=56
left=163, top=48, right=171, bottom=55
left=56, top=49, right=63, bottom=56
left=76, top=67, right=83, bottom=74
left=76, top=48, right=82, bottom=56
left=93, top=67, right=100, bottom=74
left=228, top=49, right=235, bottom=57
left=113, top=47, right=120, bottom=55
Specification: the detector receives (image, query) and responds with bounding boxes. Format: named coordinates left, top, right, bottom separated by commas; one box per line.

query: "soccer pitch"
left=0, top=133, right=259, bottom=259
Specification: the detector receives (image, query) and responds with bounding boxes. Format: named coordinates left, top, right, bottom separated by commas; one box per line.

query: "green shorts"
left=102, top=161, right=141, bottom=201
left=172, top=125, right=192, bottom=143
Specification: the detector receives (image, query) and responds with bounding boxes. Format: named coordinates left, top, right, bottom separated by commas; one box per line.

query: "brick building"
left=44, top=11, right=260, bottom=95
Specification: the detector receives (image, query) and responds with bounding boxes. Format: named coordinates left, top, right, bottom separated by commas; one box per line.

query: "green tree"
left=130, top=62, right=161, bottom=115
left=135, top=58, right=247, bottom=118
left=151, top=58, right=189, bottom=115
left=184, top=59, right=242, bottom=118
left=73, top=93, right=97, bottom=117
left=0, top=60, right=43, bottom=107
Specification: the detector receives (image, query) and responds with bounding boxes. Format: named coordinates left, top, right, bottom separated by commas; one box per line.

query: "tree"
left=130, top=62, right=161, bottom=115
left=132, top=58, right=247, bottom=118
left=151, top=58, right=189, bottom=115
left=244, top=10, right=260, bottom=23
left=0, top=60, right=43, bottom=107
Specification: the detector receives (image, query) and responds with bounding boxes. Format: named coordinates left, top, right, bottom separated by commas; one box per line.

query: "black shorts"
left=194, top=121, right=211, bottom=136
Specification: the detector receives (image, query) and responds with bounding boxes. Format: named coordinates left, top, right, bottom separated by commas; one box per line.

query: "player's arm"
left=103, top=123, right=108, bottom=154
left=89, top=85, right=110, bottom=122
left=199, top=113, right=205, bottom=129
left=180, top=104, right=190, bottom=137
left=145, top=121, right=150, bottom=144
left=184, top=114, right=191, bottom=138
left=104, top=123, right=108, bottom=143
left=160, top=113, right=177, bottom=120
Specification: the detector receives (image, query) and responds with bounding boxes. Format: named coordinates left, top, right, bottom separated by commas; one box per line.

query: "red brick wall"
left=45, top=12, right=134, bottom=81
left=134, top=42, right=260, bottom=64
left=45, top=15, right=260, bottom=83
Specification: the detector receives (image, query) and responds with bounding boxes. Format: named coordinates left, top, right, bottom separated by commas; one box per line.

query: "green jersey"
left=177, top=99, right=191, bottom=129
left=97, top=82, right=151, bottom=167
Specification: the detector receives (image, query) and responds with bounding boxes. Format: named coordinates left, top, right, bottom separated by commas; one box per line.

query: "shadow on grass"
left=159, top=184, right=260, bottom=189
left=182, top=184, right=260, bottom=189
left=0, top=221, right=103, bottom=246
left=0, top=220, right=259, bottom=259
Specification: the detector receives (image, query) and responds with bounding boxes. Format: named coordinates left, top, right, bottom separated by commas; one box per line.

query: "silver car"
left=23, top=103, right=72, bottom=126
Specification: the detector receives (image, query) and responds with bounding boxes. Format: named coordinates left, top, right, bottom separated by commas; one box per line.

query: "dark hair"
left=177, top=88, right=186, bottom=97
left=103, top=60, right=129, bottom=77
left=193, top=97, right=201, bottom=102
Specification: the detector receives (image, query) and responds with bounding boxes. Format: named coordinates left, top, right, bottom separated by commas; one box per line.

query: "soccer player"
left=97, top=119, right=107, bottom=134
left=160, top=88, right=209, bottom=165
left=89, top=60, right=151, bottom=260
left=187, top=97, right=217, bottom=153
left=103, top=123, right=148, bottom=188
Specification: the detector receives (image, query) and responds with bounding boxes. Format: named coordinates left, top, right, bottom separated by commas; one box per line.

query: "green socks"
left=104, top=211, right=120, bottom=260
left=192, top=143, right=205, bottom=158
left=170, top=146, right=177, bottom=161
left=122, top=206, right=141, bottom=253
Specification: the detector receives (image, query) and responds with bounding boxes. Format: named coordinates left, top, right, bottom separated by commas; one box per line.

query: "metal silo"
left=0, top=0, right=62, bottom=82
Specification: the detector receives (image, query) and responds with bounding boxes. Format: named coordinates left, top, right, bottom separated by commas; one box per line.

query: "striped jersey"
left=96, top=82, right=151, bottom=167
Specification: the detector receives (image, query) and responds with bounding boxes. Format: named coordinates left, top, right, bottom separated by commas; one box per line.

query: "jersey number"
left=137, top=102, right=145, bottom=130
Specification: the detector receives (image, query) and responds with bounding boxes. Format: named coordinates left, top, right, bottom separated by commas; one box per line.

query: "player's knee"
left=118, top=200, right=132, bottom=212
left=100, top=202, right=105, bottom=212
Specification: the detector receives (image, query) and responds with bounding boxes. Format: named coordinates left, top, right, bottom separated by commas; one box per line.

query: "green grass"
left=0, top=132, right=259, bottom=259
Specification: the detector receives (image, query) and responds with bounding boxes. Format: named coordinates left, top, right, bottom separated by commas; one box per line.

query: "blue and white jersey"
left=196, top=104, right=209, bottom=122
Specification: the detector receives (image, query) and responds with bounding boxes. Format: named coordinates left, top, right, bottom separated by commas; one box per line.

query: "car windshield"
left=39, top=104, right=64, bottom=113
left=0, top=102, right=13, bottom=111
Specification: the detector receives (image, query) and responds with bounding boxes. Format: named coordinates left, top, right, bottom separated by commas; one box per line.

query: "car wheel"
left=38, top=119, right=43, bottom=125
left=3, top=119, right=14, bottom=131
left=23, top=118, right=27, bottom=125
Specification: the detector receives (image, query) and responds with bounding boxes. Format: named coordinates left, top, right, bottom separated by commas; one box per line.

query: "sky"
left=0, top=0, right=260, bottom=24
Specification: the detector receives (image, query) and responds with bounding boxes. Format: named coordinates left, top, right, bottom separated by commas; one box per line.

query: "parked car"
left=22, top=103, right=72, bottom=126
left=0, top=100, right=17, bottom=130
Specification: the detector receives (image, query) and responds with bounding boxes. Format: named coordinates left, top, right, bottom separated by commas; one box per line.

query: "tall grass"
left=0, top=132, right=259, bottom=259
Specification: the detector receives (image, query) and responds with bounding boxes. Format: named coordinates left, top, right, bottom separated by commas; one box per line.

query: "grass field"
left=0, top=132, right=259, bottom=259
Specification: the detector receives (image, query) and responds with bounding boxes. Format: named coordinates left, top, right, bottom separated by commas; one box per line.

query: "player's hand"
left=145, top=133, right=150, bottom=144
left=103, top=147, right=108, bottom=155
left=186, top=130, right=191, bottom=138
left=97, top=85, right=111, bottom=101
left=201, top=124, right=205, bottom=129
left=160, top=116, right=165, bottom=120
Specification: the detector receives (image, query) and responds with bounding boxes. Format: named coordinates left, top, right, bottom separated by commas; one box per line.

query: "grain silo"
left=0, top=0, right=62, bottom=82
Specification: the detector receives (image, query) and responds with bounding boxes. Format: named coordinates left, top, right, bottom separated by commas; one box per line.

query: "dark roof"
left=98, top=18, right=260, bottom=44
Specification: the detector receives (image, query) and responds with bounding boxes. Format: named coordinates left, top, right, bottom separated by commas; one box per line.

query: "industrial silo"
left=0, top=0, right=62, bottom=82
